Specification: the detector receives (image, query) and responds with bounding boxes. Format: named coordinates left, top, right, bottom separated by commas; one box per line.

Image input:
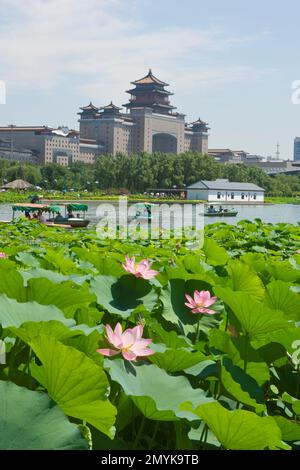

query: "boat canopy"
left=135, top=203, right=154, bottom=208
left=65, top=203, right=88, bottom=212
left=12, top=203, right=61, bottom=213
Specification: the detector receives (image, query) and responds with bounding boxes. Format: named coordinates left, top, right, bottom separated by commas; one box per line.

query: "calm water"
left=1, top=202, right=300, bottom=227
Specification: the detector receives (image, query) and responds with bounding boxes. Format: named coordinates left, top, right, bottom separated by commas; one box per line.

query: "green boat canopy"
left=47, top=205, right=62, bottom=214
left=12, top=204, right=61, bottom=214
left=135, top=203, right=155, bottom=208
left=66, top=204, right=88, bottom=212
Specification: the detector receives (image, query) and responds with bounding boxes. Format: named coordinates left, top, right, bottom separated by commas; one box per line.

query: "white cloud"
left=0, top=0, right=271, bottom=106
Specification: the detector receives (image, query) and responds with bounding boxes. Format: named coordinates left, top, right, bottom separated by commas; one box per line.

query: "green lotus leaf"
left=273, top=416, right=300, bottom=442
left=29, top=335, right=116, bottom=438
left=203, top=238, right=230, bottom=266
left=214, top=287, right=290, bottom=339
left=220, top=357, right=266, bottom=413
left=0, top=294, right=72, bottom=328
left=209, top=329, right=269, bottom=385
left=90, top=274, right=158, bottom=318
left=226, top=260, right=265, bottom=300
left=104, top=358, right=213, bottom=421
left=149, top=348, right=206, bottom=373
left=181, top=402, right=288, bottom=450
left=264, top=280, right=300, bottom=321
left=0, top=380, right=88, bottom=450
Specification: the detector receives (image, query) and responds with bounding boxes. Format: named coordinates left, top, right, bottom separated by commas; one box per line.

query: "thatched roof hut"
left=1, top=179, right=34, bottom=190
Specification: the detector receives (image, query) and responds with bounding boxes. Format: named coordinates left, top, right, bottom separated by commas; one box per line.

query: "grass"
left=2, top=190, right=300, bottom=205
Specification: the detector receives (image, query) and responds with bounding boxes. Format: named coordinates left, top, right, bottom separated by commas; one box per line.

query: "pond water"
left=1, top=201, right=299, bottom=227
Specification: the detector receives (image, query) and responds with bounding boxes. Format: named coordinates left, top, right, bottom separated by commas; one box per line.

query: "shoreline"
left=41, top=198, right=271, bottom=205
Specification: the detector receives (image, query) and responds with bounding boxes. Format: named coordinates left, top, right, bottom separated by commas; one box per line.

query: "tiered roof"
left=190, top=118, right=210, bottom=132
left=100, top=101, right=122, bottom=115
left=131, top=69, right=169, bottom=86
left=124, top=69, right=175, bottom=114
left=79, top=102, right=99, bottom=111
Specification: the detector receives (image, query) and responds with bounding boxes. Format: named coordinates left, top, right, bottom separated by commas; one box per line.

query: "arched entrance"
left=152, top=133, right=177, bottom=153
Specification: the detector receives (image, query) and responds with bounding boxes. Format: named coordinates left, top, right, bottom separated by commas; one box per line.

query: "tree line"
left=0, top=152, right=300, bottom=196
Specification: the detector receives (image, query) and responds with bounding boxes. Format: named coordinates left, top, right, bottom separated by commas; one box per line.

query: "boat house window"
left=217, top=192, right=221, bottom=199
left=241, top=193, right=245, bottom=200
left=231, top=192, right=235, bottom=199
left=253, top=193, right=257, bottom=200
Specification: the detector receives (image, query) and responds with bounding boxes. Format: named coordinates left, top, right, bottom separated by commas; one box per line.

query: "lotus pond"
left=0, top=219, right=300, bottom=450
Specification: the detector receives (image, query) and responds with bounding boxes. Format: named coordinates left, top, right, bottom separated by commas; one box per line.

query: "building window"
left=217, top=192, right=221, bottom=199
left=231, top=192, right=235, bottom=199
left=241, top=193, right=245, bottom=200
left=253, top=193, right=257, bottom=200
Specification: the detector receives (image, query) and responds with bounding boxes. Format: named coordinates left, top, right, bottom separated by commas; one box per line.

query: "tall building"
left=79, top=69, right=209, bottom=156
left=294, top=137, right=300, bottom=161
left=0, top=126, right=100, bottom=165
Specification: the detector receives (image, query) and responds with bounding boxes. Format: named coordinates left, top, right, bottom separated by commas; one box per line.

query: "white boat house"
left=186, top=179, right=265, bottom=202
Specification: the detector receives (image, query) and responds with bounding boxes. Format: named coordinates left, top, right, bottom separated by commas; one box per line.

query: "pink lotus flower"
left=0, top=252, right=7, bottom=259
left=185, top=290, right=218, bottom=314
left=296, top=249, right=300, bottom=254
left=97, top=323, right=155, bottom=361
left=122, top=255, right=158, bottom=280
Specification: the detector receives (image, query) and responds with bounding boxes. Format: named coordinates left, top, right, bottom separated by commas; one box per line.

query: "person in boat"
left=54, top=212, right=64, bottom=222
left=38, top=210, right=46, bottom=223
left=219, top=206, right=224, bottom=213
left=67, top=210, right=74, bottom=218
left=145, top=204, right=152, bottom=217
left=30, top=194, right=40, bottom=204
left=208, top=205, right=216, bottom=213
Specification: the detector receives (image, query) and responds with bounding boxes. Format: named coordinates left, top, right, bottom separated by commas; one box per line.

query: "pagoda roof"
left=126, top=87, right=173, bottom=96
left=191, top=117, right=209, bottom=127
left=152, top=103, right=176, bottom=109
left=123, top=101, right=176, bottom=110
left=100, top=101, right=122, bottom=111
left=131, top=69, right=169, bottom=86
left=79, top=102, right=99, bottom=111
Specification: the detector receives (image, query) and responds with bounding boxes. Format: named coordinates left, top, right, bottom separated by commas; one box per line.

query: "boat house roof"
left=187, top=179, right=265, bottom=191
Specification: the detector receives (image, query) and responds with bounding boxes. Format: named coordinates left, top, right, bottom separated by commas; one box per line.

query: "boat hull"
left=204, top=211, right=238, bottom=217
left=52, top=218, right=90, bottom=227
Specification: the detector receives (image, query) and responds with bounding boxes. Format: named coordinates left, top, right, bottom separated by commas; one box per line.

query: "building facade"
left=0, top=137, right=38, bottom=163
left=0, top=126, right=99, bottom=165
left=187, top=179, right=265, bottom=202
left=294, top=137, right=300, bottom=161
left=79, top=69, right=209, bottom=156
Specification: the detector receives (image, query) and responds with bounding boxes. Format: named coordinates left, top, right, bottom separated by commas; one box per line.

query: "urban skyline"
left=0, top=0, right=300, bottom=159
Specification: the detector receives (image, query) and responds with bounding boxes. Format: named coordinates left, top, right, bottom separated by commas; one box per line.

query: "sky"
left=0, top=0, right=299, bottom=159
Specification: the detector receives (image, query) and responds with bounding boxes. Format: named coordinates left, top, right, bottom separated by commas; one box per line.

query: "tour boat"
left=204, top=204, right=238, bottom=217
left=52, top=203, right=90, bottom=227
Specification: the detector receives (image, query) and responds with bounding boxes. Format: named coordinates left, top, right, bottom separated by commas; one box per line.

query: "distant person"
left=30, top=195, right=40, bottom=204
left=145, top=204, right=151, bottom=217
left=67, top=210, right=74, bottom=218
left=208, top=205, right=215, bottom=213
left=219, top=206, right=224, bottom=213
left=25, top=211, right=31, bottom=220
left=54, top=212, right=63, bottom=222
left=38, top=210, right=46, bottom=223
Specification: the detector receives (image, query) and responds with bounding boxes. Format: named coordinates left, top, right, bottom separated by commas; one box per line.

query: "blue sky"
left=0, top=0, right=299, bottom=158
